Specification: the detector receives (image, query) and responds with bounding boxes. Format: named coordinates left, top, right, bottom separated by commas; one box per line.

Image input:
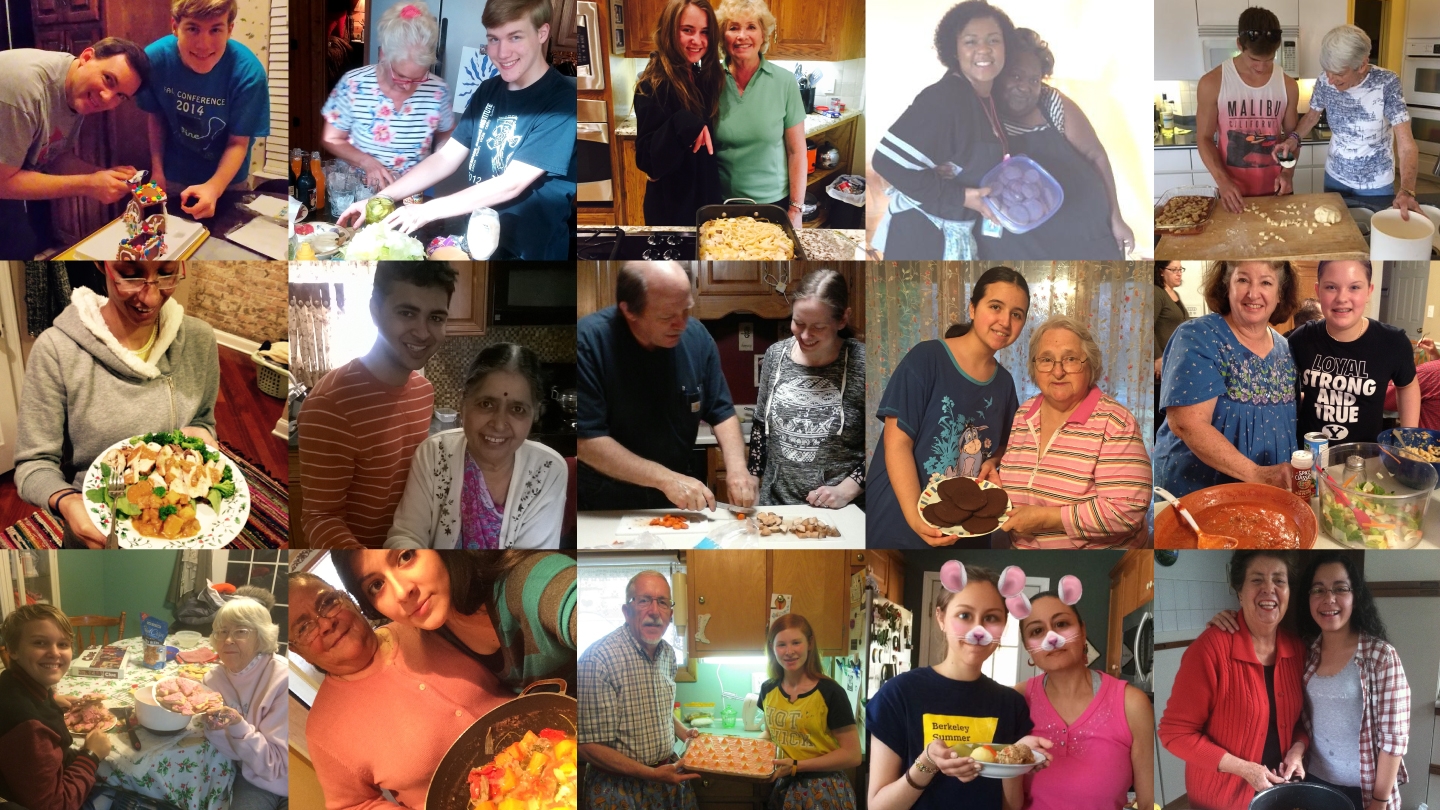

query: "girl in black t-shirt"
left=1288, top=260, right=1418, bottom=445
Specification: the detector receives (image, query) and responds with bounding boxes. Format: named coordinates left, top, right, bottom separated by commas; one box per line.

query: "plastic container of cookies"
left=980, top=156, right=1063, bottom=234
left=1154, top=185, right=1219, bottom=235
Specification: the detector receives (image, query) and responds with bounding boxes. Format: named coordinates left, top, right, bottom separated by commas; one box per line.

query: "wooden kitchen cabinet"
left=772, top=550, right=847, bottom=654
left=689, top=550, right=769, bottom=655
left=1105, top=551, right=1154, bottom=678
left=619, top=138, right=647, bottom=228
left=624, top=0, right=862, bottom=60
left=850, top=549, right=905, bottom=605
left=445, top=263, right=489, bottom=336
left=687, top=550, right=851, bottom=657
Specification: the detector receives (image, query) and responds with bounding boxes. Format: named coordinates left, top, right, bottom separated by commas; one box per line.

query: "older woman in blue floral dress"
left=1154, top=261, right=1300, bottom=497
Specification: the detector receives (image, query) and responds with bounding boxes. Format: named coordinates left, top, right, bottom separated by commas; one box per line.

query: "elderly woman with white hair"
left=996, top=315, right=1151, bottom=548
left=321, top=1, right=455, bottom=188
left=714, top=0, right=807, bottom=227
left=1283, top=24, right=1421, bottom=217
left=202, top=595, right=289, bottom=810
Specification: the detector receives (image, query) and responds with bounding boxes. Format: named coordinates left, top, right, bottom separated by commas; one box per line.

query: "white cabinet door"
left=1155, top=173, right=1195, bottom=199
left=1311, top=167, right=1327, bottom=192
left=1292, top=169, right=1312, bottom=194
left=1155, top=149, right=1194, bottom=173
left=1407, top=0, right=1440, bottom=38
left=1192, top=172, right=1219, bottom=188
left=1270, top=0, right=1299, bottom=27
left=1196, top=0, right=1251, bottom=27
left=1297, top=0, right=1346, bottom=77
left=1156, top=0, right=1203, bottom=79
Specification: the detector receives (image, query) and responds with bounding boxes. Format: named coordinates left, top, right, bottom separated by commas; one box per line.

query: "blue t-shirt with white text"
left=136, top=36, right=270, bottom=187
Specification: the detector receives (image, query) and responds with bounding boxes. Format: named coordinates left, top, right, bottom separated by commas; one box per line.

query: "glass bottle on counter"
left=296, top=158, right=318, bottom=218
left=310, top=150, right=326, bottom=210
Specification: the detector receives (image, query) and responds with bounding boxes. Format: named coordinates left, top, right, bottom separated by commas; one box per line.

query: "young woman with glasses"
left=331, top=549, right=577, bottom=693
left=13, top=261, right=220, bottom=548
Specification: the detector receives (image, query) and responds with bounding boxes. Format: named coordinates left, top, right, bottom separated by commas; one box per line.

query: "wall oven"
left=578, top=99, right=613, bottom=203
left=1405, top=39, right=1440, bottom=109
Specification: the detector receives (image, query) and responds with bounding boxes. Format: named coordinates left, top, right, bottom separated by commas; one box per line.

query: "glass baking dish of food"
left=1154, top=185, right=1219, bottom=235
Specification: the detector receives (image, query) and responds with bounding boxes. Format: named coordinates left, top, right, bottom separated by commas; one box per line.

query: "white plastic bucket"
left=1370, top=209, right=1436, bottom=260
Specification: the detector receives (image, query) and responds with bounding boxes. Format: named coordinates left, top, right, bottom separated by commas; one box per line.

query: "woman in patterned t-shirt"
left=750, top=269, right=866, bottom=508
left=321, top=2, right=456, bottom=189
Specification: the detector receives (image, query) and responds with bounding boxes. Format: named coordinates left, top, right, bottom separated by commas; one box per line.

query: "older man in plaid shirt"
left=579, top=570, right=701, bottom=808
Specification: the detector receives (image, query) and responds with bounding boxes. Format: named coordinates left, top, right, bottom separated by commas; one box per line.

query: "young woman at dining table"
left=0, top=605, right=108, bottom=810
left=634, top=0, right=725, bottom=225
left=14, top=261, right=219, bottom=549
left=1159, top=551, right=1309, bottom=810
left=749, top=268, right=866, bottom=508
left=867, top=563, right=1051, bottom=810
left=867, top=266, right=1028, bottom=548
left=1208, top=552, right=1412, bottom=810
left=1153, top=260, right=1300, bottom=498
left=871, top=0, right=1014, bottom=259
left=757, top=613, right=862, bottom=810
left=1014, top=589, right=1154, bottom=810
left=1288, top=259, right=1418, bottom=446
left=332, top=549, right=577, bottom=693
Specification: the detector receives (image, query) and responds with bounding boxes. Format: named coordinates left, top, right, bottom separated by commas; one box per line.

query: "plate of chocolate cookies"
left=917, top=473, right=1012, bottom=536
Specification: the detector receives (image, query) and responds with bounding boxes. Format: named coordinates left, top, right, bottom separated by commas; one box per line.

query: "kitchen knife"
left=112, top=707, right=141, bottom=751
left=712, top=501, right=757, bottom=516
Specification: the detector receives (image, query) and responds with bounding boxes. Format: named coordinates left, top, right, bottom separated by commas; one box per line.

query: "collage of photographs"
left=0, top=0, right=1437, bottom=809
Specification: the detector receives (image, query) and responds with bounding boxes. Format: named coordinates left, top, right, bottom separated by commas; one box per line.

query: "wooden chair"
left=70, top=612, right=126, bottom=649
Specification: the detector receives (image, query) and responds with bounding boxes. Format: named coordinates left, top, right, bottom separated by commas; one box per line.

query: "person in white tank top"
left=1194, top=6, right=1299, bottom=213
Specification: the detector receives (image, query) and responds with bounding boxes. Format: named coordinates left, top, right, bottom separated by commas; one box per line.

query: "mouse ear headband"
left=940, top=561, right=1083, bottom=649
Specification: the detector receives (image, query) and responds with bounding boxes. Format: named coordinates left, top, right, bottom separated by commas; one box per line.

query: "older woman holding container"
left=714, top=0, right=807, bottom=228
left=1159, top=551, right=1309, bottom=810
left=1154, top=261, right=1300, bottom=498
left=996, top=316, right=1150, bottom=548
left=202, top=596, right=288, bottom=810
left=1284, top=25, right=1421, bottom=217
left=321, top=2, right=455, bottom=189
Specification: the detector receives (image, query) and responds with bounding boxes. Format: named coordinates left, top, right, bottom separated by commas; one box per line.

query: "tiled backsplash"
left=1155, top=78, right=1315, bottom=121
left=1154, top=551, right=1234, bottom=642
left=426, top=326, right=578, bottom=409
left=611, top=57, right=865, bottom=117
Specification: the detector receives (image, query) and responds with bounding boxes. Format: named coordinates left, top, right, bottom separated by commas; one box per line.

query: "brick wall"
left=184, top=262, right=288, bottom=343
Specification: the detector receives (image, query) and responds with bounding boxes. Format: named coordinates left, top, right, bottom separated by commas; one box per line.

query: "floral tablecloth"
left=57, top=636, right=235, bottom=810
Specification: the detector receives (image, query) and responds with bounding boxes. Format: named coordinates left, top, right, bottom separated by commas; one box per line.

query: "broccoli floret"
left=153, top=487, right=167, bottom=497
left=158, top=504, right=178, bottom=520
left=212, top=479, right=236, bottom=499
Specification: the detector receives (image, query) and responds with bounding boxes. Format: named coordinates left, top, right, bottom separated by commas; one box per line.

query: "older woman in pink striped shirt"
left=997, top=316, right=1151, bottom=548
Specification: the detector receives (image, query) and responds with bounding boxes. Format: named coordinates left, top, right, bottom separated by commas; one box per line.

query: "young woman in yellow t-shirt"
left=759, top=613, right=862, bottom=809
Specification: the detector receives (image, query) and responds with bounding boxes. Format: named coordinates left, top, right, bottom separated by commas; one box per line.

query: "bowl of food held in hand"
left=980, top=156, right=1063, bottom=234
left=1317, top=441, right=1436, bottom=549
left=917, top=474, right=1012, bottom=537
left=950, top=742, right=1047, bottom=778
left=1154, top=483, right=1317, bottom=549
left=425, top=680, right=577, bottom=810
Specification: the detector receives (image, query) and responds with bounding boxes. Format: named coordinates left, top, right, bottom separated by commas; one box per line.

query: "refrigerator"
left=841, top=572, right=912, bottom=733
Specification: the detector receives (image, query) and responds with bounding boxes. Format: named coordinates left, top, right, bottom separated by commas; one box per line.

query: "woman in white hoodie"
left=202, top=595, right=288, bottom=810
left=386, top=342, right=567, bottom=549
left=14, top=262, right=219, bottom=548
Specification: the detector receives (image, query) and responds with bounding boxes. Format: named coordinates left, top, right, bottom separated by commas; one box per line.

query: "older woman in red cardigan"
left=1158, top=551, right=1310, bottom=810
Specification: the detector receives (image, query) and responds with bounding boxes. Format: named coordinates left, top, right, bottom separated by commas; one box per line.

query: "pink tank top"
left=1023, top=671, right=1134, bottom=810
left=1216, top=57, right=1287, bottom=197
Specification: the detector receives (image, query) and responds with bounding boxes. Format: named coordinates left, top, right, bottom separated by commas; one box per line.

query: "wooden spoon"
left=1154, top=486, right=1238, bottom=549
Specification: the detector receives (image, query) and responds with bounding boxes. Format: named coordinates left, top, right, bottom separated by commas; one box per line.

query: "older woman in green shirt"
left=715, top=0, right=808, bottom=228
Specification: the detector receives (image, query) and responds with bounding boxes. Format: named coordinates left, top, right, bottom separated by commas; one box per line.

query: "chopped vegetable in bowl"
left=1317, top=442, right=1435, bottom=549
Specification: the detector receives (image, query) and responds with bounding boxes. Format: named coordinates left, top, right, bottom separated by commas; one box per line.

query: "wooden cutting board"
left=1156, top=192, right=1367, bottom=260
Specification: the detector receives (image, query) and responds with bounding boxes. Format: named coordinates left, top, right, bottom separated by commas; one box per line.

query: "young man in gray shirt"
left=0, top=38, right=150, bottom=258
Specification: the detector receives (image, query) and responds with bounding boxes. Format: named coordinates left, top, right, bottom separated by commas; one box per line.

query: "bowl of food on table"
left=1317, top=441, right=1437, bottom=550
left=1154, top=483, right=1317, bottom=549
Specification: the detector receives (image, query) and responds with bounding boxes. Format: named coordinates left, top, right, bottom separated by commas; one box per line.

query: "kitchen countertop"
left=578, top=504, right=866, bottom=549
left=614, top=108, right=861, bottom=139
left=1155, top=191, right=1368, bottom=260
left=1156, top=129, right=1332, bottom=149
left=617, top=225, right=868, bottom=259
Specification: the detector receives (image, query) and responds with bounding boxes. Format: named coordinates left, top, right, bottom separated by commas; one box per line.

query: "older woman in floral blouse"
left=997, top=315, right=1150, bottom=547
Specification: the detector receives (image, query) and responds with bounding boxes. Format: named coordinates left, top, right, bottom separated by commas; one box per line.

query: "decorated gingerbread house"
left=117, top=170, right=166, bottom=259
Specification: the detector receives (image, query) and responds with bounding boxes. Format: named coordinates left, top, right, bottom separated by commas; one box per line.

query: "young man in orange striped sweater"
left=298, top=262, right=457, bottom=549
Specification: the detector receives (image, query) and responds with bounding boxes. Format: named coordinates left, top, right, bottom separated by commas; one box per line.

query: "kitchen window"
left=224, top=550, right=289, bottom=655
left=577, top=555, right=687, bottom=667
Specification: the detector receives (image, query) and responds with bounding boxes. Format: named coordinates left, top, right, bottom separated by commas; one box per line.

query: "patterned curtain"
left=866, top=262, right=1156, bottom=471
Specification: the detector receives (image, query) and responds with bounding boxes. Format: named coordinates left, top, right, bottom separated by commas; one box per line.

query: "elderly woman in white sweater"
left=386, top=343, right=567, bottom=549
left=202, top=594, right=288, bottom=810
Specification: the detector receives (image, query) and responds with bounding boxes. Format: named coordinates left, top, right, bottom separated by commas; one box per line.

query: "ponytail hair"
left=946, top=266, right=1030, bottom=336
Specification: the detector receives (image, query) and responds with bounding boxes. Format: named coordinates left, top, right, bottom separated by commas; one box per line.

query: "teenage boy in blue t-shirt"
left=335, top=0, right=577, bottom=260
left=138, top=0, right=270, bottom=220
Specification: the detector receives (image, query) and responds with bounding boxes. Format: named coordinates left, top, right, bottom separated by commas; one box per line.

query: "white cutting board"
left=614, top=511, right=726, bottom=537
left=74, top=214, right=206, bottom=261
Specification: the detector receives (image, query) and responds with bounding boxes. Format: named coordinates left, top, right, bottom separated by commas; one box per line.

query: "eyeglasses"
left=1240, top=28, right=1282, bottom=42
left=1034, top=356, right=1088, bottom=373
left=1309, top=584, right=1353, bottom=598
left=386, top=64, right=429, bottom=86
left=106, top=265, right=184, bottom=293
left=293, top=591, right=349, bottom=647
left=628, top=596, right=675, bottom=612
left=213, top=627, right=254, bottom=642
